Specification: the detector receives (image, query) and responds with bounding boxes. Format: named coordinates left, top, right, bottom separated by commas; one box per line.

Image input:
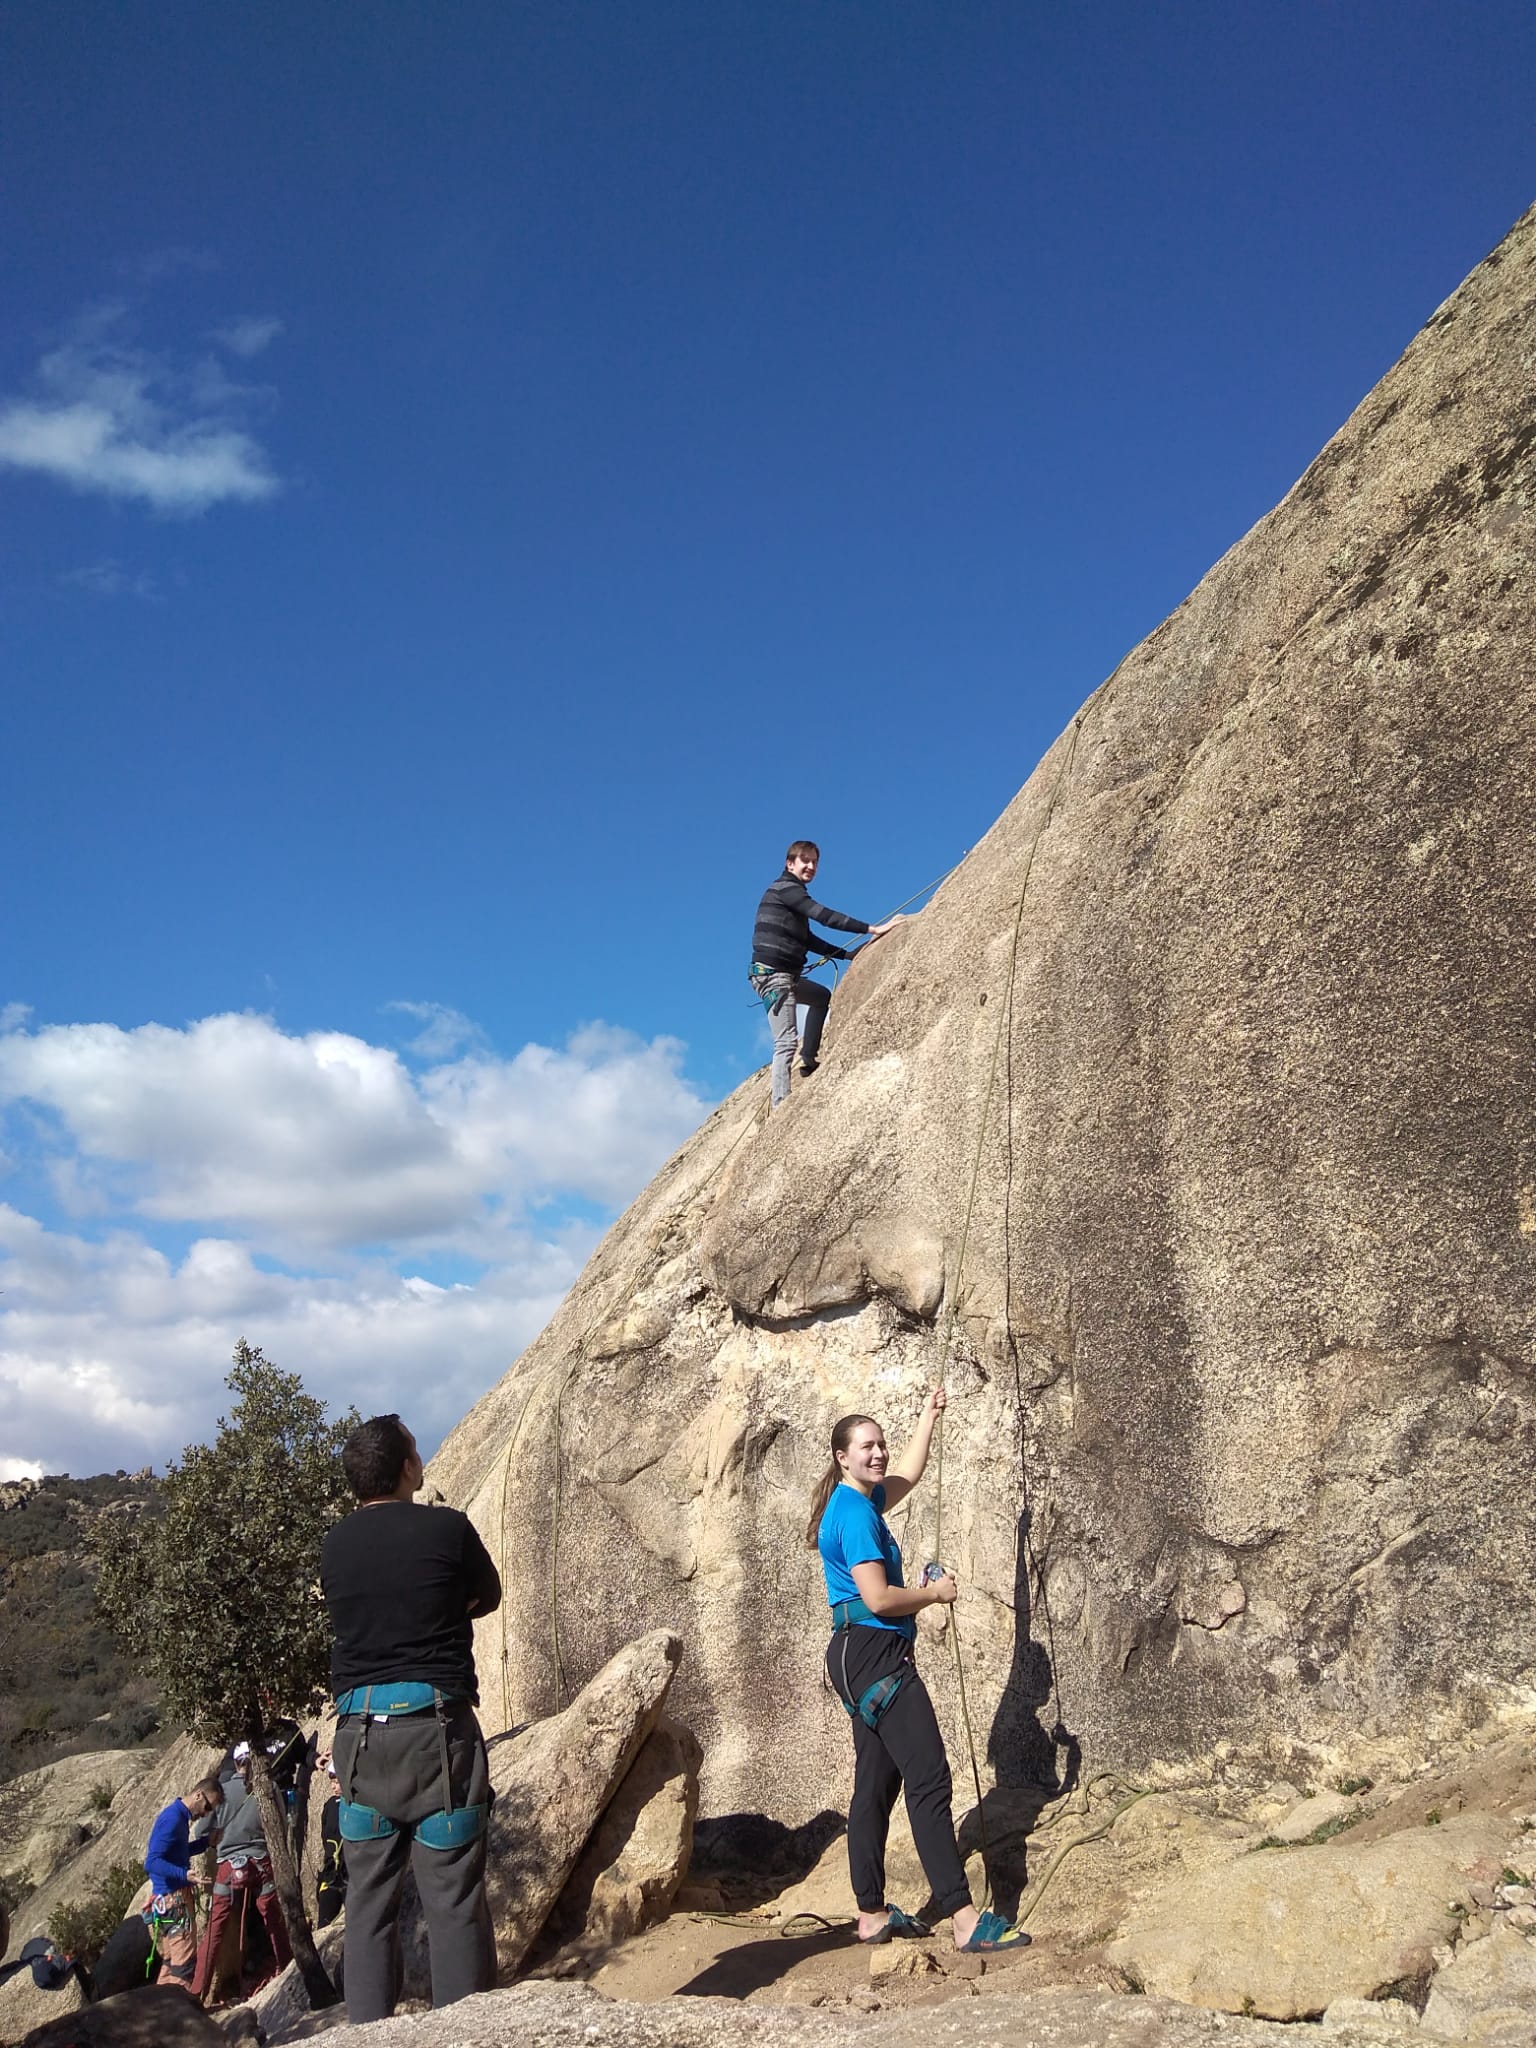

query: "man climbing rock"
left=321, top=1414, right=501, bottom=2025
left=750, top=840, right=904, bottom=1107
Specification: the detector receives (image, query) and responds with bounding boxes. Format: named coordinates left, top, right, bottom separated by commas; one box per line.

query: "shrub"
left=48, top=1859, right=146, bottom=1969
left=87, top=1780, right=115, bottom=1814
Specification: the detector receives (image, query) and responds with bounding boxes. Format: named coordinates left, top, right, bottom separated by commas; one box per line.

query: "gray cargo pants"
left=753, top=970, right=831, bottom=1107
left=331, top=1701, right=495, bottom=2024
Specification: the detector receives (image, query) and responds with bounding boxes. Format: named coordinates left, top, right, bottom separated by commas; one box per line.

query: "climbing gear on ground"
left=959, top=1909, right=1029, bottom=1953
left=0, top=1938, right=75, bottom=1992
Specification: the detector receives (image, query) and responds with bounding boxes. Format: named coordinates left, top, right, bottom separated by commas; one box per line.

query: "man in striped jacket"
left=750, top=841, right=904, bottom=1107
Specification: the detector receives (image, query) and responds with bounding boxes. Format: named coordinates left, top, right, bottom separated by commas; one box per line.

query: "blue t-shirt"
left=817, top=1482, right=914, bottom=1640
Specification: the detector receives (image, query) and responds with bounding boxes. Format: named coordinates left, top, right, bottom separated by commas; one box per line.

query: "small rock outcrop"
left=17, top=1982, right=226, bottom=2046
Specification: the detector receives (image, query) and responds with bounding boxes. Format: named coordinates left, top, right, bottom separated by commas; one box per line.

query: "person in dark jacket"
left=321, top=1414, right=501, bottom=2025
left=190, top=1747, right=292, bottom=2001
left=750, top=841, right=904, bottom=1107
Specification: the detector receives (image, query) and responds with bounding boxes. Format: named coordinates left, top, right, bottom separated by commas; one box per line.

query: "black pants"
left=332, top=1701, right=495, bottom=2024
left=828, top=1625, right=971, bottom=1918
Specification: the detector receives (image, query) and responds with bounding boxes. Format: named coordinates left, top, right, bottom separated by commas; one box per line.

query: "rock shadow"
left=689, top=1809, right=847, bottom=1908
left=974, top=1504, right=1081, bottom=1918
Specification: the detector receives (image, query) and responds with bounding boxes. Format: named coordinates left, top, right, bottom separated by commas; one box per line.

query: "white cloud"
left=0, top=1205, right=583, bottom=1475
left=211, top=316, right=284, bottom=358
left=0, top=1457, right=43, bottom=1483
left=0, top=306, right=279, bottom=513
left=0, top=1012, right=708, bottom=1254
left=0, top=1003, right=31, bottom=1034
left=387, top=1000, right=487, bottom=1062
left=59, top=559, right=160, bottom=601
left=0, top=1007, right=716, bottom=1472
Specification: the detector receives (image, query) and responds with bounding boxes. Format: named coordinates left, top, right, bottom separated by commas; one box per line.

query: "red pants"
left=192, top=1859, right=291, bottom=1999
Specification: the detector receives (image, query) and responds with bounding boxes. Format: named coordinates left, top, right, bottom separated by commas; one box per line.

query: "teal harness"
left=830, top=1603, right=913, bottom=1730
left=334, top=1684, right=488, bottom=1851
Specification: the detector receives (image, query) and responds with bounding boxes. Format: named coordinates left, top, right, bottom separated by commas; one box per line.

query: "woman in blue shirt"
left=808, top=1386, right=1024, bottom=1953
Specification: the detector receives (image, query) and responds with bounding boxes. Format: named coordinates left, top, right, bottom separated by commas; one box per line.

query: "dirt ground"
left=577, top=1904, right=1116, bottom=2015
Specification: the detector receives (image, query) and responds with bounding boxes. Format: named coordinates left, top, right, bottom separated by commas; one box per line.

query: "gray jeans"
left=332, top=1703, right=495, bottom=2023
left=754, top=971, right=831, bottom=1107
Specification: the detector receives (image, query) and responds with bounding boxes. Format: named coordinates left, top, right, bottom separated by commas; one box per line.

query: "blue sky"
left=3, top=1, right=1533, bottom=1475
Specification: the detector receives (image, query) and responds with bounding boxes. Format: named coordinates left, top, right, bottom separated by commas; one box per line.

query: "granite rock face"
left=431, top=202, right=1536, bottom=1824
left=1105, top=1813, right=1508, bottom=2017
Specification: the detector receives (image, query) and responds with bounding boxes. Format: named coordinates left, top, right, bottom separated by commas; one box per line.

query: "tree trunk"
left=251, top=1752, right=339, bottom=2010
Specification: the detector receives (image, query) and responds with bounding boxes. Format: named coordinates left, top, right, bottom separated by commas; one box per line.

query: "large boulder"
left=485, top=1628, right=684, bottom=1979
left=0, top=1752, right=157, bottom=1900
left=17, top=1983, right=226, bottom=2046
left=431, top=199, right=1536, bottom=1826
left=533, top=1714, right=703, bottom=1969
left=1105, top=1813, right=1508, bottom=2017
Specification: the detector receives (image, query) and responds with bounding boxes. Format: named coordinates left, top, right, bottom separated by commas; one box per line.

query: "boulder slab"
left=1106, top=1814, right=1507, bottom=2017
left=485, top=1628, right=684, bottom=1979
left=533, top=1714, right=703, bottom=1967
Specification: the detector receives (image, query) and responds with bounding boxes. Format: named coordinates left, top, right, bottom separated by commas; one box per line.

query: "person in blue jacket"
left=808, top=1387, right=1026, bottom=1953
left=142, top=1774, right=223, bottom=1991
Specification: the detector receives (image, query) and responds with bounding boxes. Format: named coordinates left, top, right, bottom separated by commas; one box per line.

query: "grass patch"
left=1252, top=1808, right=1365, bottom=1852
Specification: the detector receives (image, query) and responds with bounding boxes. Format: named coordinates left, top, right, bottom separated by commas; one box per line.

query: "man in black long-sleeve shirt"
left=750, top=840, right=904, bottom=1108
left=321, top=1415, right=501, bottom=2024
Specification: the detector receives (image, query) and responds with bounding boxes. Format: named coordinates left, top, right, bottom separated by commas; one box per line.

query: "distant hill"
left=0, top=1474, right=164, bottom=1789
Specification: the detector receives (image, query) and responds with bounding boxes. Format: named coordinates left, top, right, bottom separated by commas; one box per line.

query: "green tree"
left=95, top=1341, right=357, bottom=2008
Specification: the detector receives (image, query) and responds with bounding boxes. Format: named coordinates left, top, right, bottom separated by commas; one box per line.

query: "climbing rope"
left=906, top=707, right=1095, bottom=1904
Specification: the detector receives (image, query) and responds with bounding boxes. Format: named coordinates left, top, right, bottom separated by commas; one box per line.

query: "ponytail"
left=804, top=1413, right=877, bottom=1549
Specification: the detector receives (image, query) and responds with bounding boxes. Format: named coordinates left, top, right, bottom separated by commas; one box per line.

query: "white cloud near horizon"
left=0, top=304, right=280, bottom=513
left=0, top=1009, right=716, bottom=1473
left=0, top=1204, right=585, bottom=1478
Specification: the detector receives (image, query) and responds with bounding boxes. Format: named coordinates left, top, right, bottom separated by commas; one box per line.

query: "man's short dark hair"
left=785, top=839, right=820, bottom=864
left=342, top=1414, right=415, bottom=1500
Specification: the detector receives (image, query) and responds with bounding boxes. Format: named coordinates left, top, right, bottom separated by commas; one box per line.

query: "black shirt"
left=751, top=872, right=869, bottom=976
left=321, top=1501, right=501, bottom=1704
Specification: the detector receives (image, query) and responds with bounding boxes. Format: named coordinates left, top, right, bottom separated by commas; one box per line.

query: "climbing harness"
left=828, top=1604, right=914, bottom=1729
left=749, top=964, right=794, bottom=1017
left=334, top=1683, right=488, bottom=1849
